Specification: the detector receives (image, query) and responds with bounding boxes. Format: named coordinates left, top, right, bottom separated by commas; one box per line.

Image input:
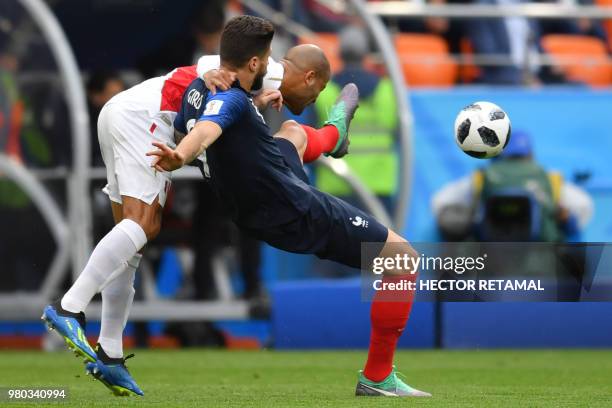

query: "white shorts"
left=98, top=102, right=174, bottom=207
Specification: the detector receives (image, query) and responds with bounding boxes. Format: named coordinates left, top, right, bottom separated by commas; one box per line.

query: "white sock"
left=61, top=219, right=147, bottom=313
left=98, top=253, right=141, bottom=359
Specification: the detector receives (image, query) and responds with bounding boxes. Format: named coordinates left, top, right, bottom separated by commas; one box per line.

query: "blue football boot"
left=85, top=344, right=144, bottom=396
left=41, top=301, right=97, bottom=363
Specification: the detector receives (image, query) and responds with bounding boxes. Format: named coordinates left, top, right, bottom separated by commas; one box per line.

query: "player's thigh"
left=104, top=104, right=173, bottom=209
left=110, top=201, right=123, bottom=224
left=317, top=192, right=389, bottom=269
left=256, top=188, right=389, bottom=269
left=98, top=103, right=123, bottom=205
left=303, top=193, right=417, bottom=275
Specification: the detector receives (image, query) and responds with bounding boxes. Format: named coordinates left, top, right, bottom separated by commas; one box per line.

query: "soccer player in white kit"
left=42, top=22, right=339, bottom=395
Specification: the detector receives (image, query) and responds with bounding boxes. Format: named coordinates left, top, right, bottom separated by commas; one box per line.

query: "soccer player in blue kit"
left=149, top=16, right=431, bottom=398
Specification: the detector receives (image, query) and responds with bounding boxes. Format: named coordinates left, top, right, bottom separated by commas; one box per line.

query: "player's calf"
left=360, top=229, right=429, bottom=395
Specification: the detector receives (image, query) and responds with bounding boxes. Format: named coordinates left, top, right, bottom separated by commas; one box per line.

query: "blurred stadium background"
left=1, top=0, right=612, bottom=357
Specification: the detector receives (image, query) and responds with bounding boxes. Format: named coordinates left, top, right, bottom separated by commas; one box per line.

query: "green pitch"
left=1, top=349, right=611, bottom=407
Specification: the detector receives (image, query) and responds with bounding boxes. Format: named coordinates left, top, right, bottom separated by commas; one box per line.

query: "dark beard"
left=251, top=73, right=265, bottom=91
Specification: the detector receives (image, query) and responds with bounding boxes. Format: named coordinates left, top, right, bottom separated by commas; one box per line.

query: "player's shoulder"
left=206, top=85, right=250, bottom=110
left=185, top=77, right=207, bottom=95
left=211, top=85, right=248, bottom=99
left=181, top=77, right=208, bottom=113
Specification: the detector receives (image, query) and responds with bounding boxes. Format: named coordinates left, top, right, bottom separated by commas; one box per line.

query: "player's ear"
left=305, top=70, right=316, bottom=86
left=248, top=56, right=259, bottom=73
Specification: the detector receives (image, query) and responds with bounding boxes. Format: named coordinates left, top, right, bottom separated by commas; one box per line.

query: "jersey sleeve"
left=174, top=104, right=187, bottom=135
left=195, top=55, right=221, bottom=79
left=198, top=89, right=248, bottom=131
left=260, top=57, right=284, bottom=91
left=173, top=78, right=207, bottom=135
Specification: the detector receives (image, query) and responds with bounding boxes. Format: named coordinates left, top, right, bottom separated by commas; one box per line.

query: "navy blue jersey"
left=174, top=78, right=207, bottom=136
left=174, top=78, right=312, bottom=228
left=175, top=78, right=389, bottom=268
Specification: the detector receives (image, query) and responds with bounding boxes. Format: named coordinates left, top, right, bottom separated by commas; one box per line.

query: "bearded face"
left=251, top=59, right=268, bottom=91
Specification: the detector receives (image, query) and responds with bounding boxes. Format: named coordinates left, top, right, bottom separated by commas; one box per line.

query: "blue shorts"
left=275, top=138, right=309, bottom=184
left=244, top=138, right=389, bottom=269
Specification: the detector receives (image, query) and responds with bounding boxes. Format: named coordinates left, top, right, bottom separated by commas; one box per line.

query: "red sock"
left=363, top=275, right=416, bottom=382
left=301, top=125, right=339, bottom=163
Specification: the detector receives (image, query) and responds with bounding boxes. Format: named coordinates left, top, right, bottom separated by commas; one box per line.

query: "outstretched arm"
left=147, top=121, right=222, bottom=172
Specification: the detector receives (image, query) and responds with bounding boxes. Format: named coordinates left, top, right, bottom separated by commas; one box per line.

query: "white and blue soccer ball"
left=454, top=101, right=511, bottom=159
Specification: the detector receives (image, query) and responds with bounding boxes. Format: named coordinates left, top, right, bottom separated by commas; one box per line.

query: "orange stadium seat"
left=298, top=33, right=342, bottom=73
left=394, top=33, right=457, bottom=87
left=540, top=34, right=612, bottom=87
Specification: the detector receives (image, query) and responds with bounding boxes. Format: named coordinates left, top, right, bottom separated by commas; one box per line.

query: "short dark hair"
left=220, top=15, right=274, bottom=68
left=86, top=70, right=123, bottom=94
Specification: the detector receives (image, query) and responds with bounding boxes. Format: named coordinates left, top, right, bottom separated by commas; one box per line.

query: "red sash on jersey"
left=160, top=65, right=198, bottom=112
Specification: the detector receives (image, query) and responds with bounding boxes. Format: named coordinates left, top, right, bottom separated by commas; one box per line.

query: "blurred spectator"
left=86, top=70, right=126, bottom=166
left=292, top=0, right=350, bottom=32
left=466, top=0, right=590, bottom=84
left=381, top=0, right=464, bottom=54
left=424, top=0, right=465, bottom=54
left=467, top=0, right=540, bottom=84
left=537, top=0, right=609, bottom=47
left=314, top=26, right=398, bottom=209
left=137, top=0, right=227, bottom=78
left=431, top=131, right=594, bottom=242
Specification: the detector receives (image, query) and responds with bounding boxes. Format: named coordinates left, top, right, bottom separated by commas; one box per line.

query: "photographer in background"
left=432, top=130, right=595, bottom=301
left=431, top=130, right=593, bottom=242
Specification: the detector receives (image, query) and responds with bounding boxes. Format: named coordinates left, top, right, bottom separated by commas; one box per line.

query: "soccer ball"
left=454, top=101, right=511, bottom=159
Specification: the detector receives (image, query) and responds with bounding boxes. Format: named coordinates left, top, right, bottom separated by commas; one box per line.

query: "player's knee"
left=121, top=197, right=162, bottom=241
left=119, top=211, right=157, bottom=240
left=121, top=216, right=158, bottom=241
left=281, top=119, right=301, bottom=132
left=388, top=243, right=418, bottom=277
left=279, top=120, right=307, bottom=148
left=381, top=230, right=419, bottom=276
